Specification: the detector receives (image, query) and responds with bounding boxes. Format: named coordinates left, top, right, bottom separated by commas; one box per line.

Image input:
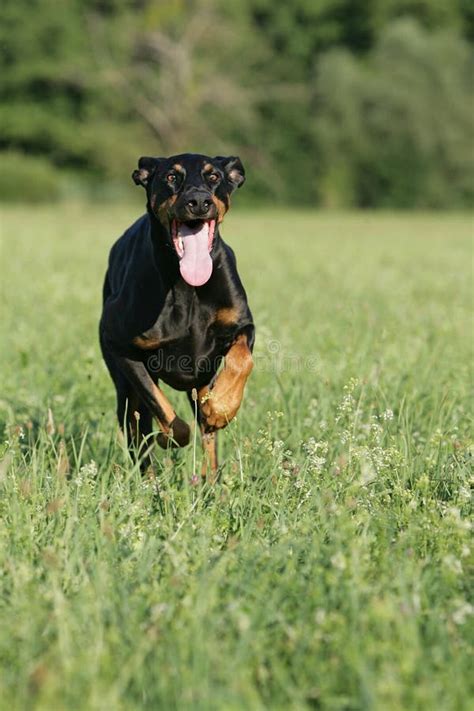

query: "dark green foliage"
left=313, top=20, right=474, bottom=207
left=0, top=0, right=472, bottom=206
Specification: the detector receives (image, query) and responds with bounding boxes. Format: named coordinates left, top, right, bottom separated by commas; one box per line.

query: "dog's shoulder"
left=109, top=214, right=149, bottom=266
left=106, top=214, right=152, bottom=295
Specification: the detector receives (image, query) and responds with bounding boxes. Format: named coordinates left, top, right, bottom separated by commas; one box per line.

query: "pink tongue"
left=179, top=223, right=213, bottom=286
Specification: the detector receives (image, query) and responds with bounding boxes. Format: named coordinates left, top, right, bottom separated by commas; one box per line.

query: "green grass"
left=0, top=205, right=472, bottom=711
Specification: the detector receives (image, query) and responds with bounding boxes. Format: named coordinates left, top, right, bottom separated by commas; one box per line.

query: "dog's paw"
left=156, top=415, right=190, bottom=448
left=200, top=395, right=237, bottom=431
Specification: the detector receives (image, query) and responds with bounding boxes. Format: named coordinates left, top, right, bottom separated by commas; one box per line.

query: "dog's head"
left=132, top=153, right=245, bottom=286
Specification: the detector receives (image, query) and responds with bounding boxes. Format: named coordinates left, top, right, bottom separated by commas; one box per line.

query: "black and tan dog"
left=99, top=153, right=255, bottom=475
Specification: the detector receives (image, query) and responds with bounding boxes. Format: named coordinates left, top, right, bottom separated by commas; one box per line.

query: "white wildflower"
left=302, top=438, right=328, bottom=473
left=360, top=457, right=376, bottom=485
left=79, top=460, right=98, bottom=478
left=315, top=609, right=326, bottom=625
left=442, top=555, right=462, bottom=575
left=330, top=552, right=347, bottom=571
left=452, top=601, right=474, bottom=625
left=458, top=486, right=471, bottom=503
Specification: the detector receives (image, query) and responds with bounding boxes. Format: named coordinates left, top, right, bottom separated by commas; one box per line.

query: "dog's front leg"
left=198, top=333, right=254, bottom=433
left=117, top=357, right=190, bottom=447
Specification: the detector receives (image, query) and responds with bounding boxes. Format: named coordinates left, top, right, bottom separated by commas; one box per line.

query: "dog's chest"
left=133, top=295, right=239, bottom=384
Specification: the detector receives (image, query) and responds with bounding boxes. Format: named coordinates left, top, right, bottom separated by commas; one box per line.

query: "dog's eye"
left=208, top=173, right=220, bottom=184
left=166, top=174, right=177, bottom=184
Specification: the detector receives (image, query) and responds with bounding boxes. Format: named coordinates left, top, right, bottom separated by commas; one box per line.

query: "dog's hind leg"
left=200, top=429, right=218, bottom=479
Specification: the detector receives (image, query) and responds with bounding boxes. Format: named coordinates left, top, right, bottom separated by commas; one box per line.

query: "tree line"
left=1, top=0, right=473, bottom=207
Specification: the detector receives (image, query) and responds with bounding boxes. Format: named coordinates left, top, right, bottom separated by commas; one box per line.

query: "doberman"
left=99, top=153, right=255, bottom=475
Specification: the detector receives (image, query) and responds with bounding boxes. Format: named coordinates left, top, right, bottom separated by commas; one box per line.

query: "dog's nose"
left=186, top=195, right=213, bottom=217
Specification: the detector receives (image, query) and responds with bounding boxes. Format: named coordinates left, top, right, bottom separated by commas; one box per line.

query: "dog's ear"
left=214, top=156, right=245, bottom=191
left=132, top=156, right=165, bottom=188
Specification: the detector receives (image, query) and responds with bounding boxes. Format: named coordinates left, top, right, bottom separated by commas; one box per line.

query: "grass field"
left=0, top=205, right=472, bottom=711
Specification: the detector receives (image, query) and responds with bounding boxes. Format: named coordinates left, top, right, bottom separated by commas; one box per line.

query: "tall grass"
left=0, top=205, right=472, bottom=710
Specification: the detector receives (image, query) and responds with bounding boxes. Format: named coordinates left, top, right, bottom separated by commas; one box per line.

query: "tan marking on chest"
left=132, top=336, right=161, bottom=350
left=214, top=306, right=240, bottom=325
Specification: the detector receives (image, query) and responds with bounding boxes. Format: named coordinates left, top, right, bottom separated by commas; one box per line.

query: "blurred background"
left=1, top=0, right=473, bottom=208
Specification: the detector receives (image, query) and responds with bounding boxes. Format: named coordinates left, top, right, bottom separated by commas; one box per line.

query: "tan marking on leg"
left=151, top=382, right=176, bottom=430
left=201, top=428, right=218, bottom=478
left=152, top=382, right=191, bottom=448
left=199, top=334, right=253, bottom=431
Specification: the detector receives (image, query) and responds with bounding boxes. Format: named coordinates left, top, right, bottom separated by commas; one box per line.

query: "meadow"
left=0, top=205, right=472, bottom=711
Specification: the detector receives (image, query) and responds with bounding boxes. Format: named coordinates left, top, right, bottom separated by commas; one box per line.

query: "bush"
left=0, top=151, right=64, bottom=203
left=313, top=20, right=474, bottom=208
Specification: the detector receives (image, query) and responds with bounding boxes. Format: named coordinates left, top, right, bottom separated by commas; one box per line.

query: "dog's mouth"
left=171, top=218, right=216, bottom=287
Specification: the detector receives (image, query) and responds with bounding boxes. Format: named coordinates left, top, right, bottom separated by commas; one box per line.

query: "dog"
left=99, top=153, right=255, bottom=475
